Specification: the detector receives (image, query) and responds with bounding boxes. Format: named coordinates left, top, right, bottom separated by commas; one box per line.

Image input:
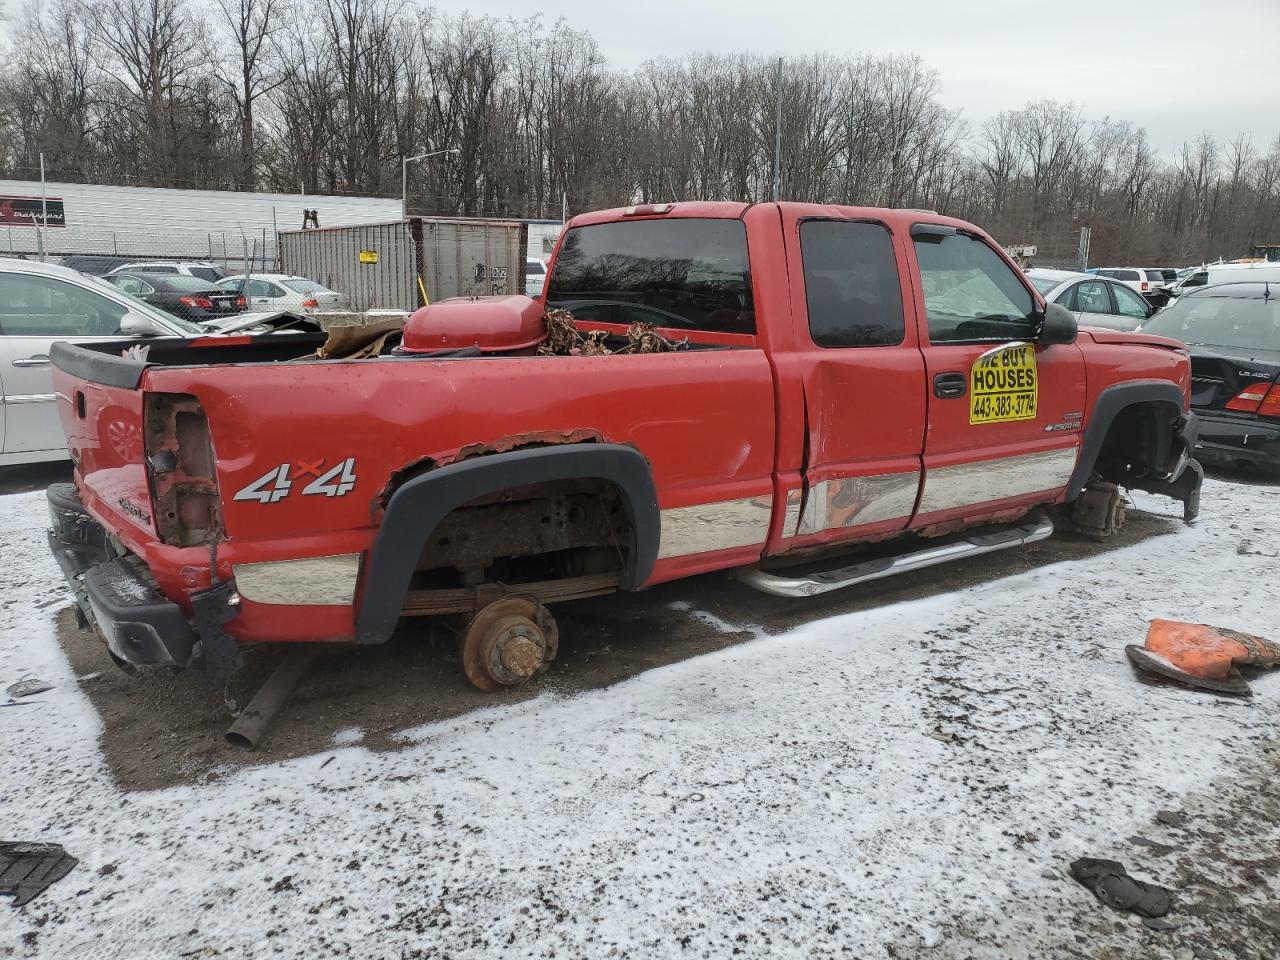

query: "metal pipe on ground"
left=225, top=646, right=322, bottom=750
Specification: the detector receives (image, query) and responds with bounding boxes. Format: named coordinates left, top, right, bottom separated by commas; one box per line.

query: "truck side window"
left=913, top=233, right=1035, bottom=343
left=800, top=220, right=904, bottom=347
left=546, top=219, right=755, bottom=335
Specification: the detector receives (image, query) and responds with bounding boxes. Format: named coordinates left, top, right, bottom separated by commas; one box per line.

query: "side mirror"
left=119, top=311, right=159, bottom=336
left=1037, top=301, right=1077, bottom=345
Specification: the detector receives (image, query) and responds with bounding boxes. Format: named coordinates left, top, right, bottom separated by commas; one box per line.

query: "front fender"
left=1067, top=380, right=1186, bottom=501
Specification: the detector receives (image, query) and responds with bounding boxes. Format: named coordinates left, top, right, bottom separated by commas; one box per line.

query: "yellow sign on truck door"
left=969, top=342, right=1038, bottom=424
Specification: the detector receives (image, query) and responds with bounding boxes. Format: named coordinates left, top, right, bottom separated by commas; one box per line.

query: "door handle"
left=12, top=355, right=51, bottom=368
left=933, top=371, right=966, bottom=399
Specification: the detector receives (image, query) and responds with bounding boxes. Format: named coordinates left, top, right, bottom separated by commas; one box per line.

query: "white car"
left=1025, top=268, right=1153, bottom=332
left=104, top=260, right=227, bottom=283
left=526, top=258, right=548, bottom=298
left=1091, top=267, right=1169, bottom=302
left=0, top=257, right=203, bottom=466
left=217, top=273, right=346, bottom=312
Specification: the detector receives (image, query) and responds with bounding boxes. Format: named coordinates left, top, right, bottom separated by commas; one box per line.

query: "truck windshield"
left=1142, top=292, right=1279, bottom=351
left=547, top=218, right=755, bottom=334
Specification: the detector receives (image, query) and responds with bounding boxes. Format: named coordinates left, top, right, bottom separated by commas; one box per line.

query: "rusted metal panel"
left=279, top=217, right=525, bottom=312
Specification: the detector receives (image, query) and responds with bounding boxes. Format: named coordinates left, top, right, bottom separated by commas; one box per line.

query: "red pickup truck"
left=48, top=202, right=1202, bottom=694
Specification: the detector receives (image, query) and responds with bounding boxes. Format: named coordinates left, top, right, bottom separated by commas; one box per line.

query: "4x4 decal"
left=233, top=459, right=357, bottom=503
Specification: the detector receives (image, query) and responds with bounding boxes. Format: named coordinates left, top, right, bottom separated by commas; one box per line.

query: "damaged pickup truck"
left=47, top=202, right=1203, bottom=695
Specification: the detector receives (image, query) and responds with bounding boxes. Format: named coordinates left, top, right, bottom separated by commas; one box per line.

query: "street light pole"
left=401, top=148, right=460, bottom=221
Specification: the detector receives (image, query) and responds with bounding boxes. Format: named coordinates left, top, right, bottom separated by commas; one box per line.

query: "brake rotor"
left=461, top=597, right=559, bottom=692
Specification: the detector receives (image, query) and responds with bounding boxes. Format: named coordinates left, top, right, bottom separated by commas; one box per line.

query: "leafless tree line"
left=1, top=0, right=1277, bottom=264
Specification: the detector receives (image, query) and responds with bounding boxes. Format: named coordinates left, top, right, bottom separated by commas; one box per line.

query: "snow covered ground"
left=2, top=479, right=1279, bottom=958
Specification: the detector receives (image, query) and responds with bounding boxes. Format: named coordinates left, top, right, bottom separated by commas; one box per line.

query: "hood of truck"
left=1083, top=328, right=1188, bottom=352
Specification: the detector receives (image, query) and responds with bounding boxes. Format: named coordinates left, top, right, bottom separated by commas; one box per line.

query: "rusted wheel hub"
left=461, top=597, right=559, bottom=692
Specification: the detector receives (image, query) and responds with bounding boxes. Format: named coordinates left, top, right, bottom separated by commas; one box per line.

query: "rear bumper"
left=1193, top=412, right=1280, bottom=472
left=47, top=483, right=242, bottom=681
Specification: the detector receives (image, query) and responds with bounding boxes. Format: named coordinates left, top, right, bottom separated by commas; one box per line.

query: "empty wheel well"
left=413, top=477, right=634, bottom=588
left=1090, top=401, right=1178, bottom=485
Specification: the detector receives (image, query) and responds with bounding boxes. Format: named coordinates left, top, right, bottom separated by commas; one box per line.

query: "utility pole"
left=37, top=152, right=48, bottom=261
left=771, top=57, right=784, bottom=203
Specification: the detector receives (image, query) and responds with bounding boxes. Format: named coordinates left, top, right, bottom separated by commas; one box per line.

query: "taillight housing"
left=1225, top=382, right=1280, bottom=417
left=143, top=393, right=223, bottom=546
left=1140, top=281, right=1149, bottom=291
left=302, top=297, right=319, bottom=309
left=179, top=295, right=213, bottom=309
left=236, top=295, right=247, bottom=309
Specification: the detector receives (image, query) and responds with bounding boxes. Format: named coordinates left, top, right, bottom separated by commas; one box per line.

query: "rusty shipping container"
left=278, top=217, right=528, bottom=312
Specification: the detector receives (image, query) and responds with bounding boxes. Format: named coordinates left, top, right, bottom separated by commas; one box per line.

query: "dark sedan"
left=1140, top=282, right=1280, bottom=473
left=108, top=272, right=246, bottom=323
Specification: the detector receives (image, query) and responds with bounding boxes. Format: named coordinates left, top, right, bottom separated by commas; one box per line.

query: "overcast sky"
left=455, top=0, right=1279, bottom=157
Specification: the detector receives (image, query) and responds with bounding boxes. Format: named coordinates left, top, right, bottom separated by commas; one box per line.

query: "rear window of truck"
left=800, top=220, right=904, bottom=347
left=547, top=218, right=755, bottom=334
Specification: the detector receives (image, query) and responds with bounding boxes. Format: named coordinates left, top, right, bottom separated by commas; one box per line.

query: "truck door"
left=776, top=214, right=926, bottom=550
left=907, top=224, right=1085, bottom=528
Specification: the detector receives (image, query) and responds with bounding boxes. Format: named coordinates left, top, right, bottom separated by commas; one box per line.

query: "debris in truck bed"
left=538, top=309, right=689, bottom=356
left=311, top=318, right=405, bottom=360
left=0, top=842, right=77, bottom=907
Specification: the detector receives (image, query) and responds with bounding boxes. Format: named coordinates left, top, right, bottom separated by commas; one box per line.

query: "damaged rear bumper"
left=47, top=483, right=243, bottom=684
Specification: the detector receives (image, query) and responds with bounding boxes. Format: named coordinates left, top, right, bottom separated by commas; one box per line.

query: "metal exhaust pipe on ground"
left=225, top=646, right=322, bottom=750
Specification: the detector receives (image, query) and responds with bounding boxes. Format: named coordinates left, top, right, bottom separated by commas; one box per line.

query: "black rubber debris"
left=1069, top=857, right=1171, bottom=918
left=1, top=842, right=78, bottom=907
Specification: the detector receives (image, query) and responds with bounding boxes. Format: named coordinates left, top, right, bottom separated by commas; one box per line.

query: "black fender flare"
left=355, top=443, right=659, bottom=644
left=1067, top=380, right=1187, bottom=500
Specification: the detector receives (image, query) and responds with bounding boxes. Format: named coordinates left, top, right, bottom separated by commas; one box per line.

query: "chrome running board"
left=737, top=512, right=1055, bottom=598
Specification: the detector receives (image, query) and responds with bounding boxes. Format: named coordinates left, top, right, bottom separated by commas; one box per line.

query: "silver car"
left=0, top=257, right=200, bottom=467
left=1025, top=268, right=1154, bottom=332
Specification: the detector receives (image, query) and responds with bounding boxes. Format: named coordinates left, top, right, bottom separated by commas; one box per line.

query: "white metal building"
left=0, top=179, right=401, bottom=268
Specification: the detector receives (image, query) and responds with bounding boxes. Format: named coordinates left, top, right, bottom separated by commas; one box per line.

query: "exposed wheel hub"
left=461, top=597, right=559, bottom=692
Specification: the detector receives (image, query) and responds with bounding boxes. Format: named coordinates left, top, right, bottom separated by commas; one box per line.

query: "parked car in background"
left=108, top=272, right=246, bottom=322
left=60, top=254, right=143, bottom=276
left=1166, top=262, right=1280, bottom=300
left=0, top=258, right=202, bottom=466
left=1141, top=283, right=1280, bottom=473
left=1093, top=267, right=1171, bottom=305
left=105, top=260, right=227, bottom=283
left=526, top=258, right=548, bottom=298
left=1025, top=268, right=1153, bottom=331
left=216, top=273, right=346, bottom=312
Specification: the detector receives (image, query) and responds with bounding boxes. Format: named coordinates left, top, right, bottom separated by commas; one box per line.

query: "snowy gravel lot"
left=2, top=479, right=1279, bottom=959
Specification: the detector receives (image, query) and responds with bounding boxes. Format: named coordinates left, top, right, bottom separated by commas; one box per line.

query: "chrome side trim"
left=739, top=513, right=1054, bottom=598
left=232, top=553, right=362, bottom=605
left=1, top=393, right=56, bottom=405
left=658, top=495, right=772, bottom=559
left=917, top=447, right=1078, bottom=515
left=796, top=470, right=920, bottom=535
left=782, top=488, right=803, bottom=539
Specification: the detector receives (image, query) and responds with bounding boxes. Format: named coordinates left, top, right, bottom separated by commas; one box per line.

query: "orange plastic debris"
left=1126, top=619, right=1279, bottom=696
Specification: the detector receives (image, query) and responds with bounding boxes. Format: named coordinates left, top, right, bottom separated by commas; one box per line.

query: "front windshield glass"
left=1029, top=276, right=1061, bottom=294
left=87, top=276, right=203, bottom=333
left=1142, top=291, right=1279, bottom=351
